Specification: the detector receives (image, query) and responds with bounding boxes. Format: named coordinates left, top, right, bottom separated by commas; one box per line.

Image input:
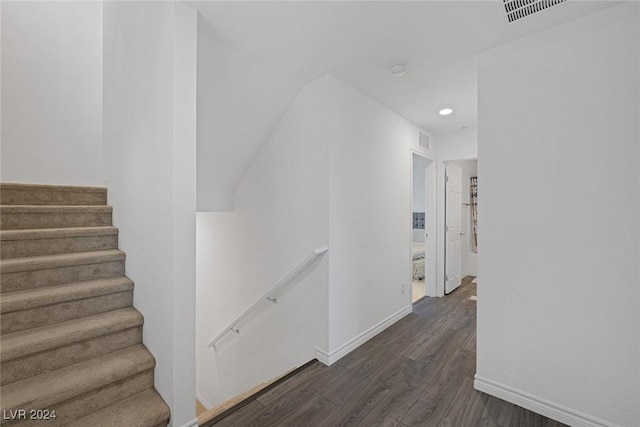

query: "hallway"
left=207, top=278, right=566, bottom=426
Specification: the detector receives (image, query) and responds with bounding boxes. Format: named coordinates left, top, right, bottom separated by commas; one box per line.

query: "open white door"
left=445, top=164, right=462, bottom=294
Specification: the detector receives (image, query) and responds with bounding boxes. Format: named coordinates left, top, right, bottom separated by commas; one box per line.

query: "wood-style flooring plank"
left=438, top=377, right=488, bottom=427
left=358, top=381, right=422, bottom=427
left=317, top=357, right=414, bottom=427
left=477, top=418, right=509, bottom=427
left=318, top=363, right=370, bottom=406
left=209, top=400, right=265, bottom=427
left=401, top=349, right=475, bottom=426
left=479, top=392, right=517, bottom=426
left=400, top=315, right=453, bottom=361
left=256, top=361, right=326, bottom=406
left=510, top=405, right=566, bottom=427
left=249, top=365, right=340, bottom=425
left=337, top=329, right=413, bottom=371
left=266, top=395, right=337, bottom=427
left=405, top=334, right=475, bottom=392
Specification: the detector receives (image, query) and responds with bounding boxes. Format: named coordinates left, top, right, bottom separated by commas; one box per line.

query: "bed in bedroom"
left=412, top=243, right=425, bottom=281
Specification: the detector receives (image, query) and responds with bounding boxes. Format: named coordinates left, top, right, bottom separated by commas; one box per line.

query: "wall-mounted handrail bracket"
left=207, top=246, right=329, bottom=348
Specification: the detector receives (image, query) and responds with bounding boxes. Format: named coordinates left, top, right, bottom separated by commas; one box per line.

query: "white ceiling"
left=190, top=0, right=619, bottom=210
left=191, top=0, right=617, bottom=134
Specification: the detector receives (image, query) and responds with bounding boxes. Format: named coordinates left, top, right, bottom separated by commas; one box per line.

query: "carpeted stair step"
left=0, top=205, right=112, bottom=230
left=1, top=226, right=119, bottom=259
left=0, top=183, right=107, bottom=206
left=65, top=389, right=170, bottom=427
left=0, top=344, right=156, bottom=427
left=0, top=249, right=125, bottom=293
left=1, top=277, right=134, bottom=334
left=1, top=308, right=143, bottom=385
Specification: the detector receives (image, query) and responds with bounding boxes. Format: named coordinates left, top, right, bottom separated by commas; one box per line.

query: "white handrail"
left=207, top=246, right=329, bottom=348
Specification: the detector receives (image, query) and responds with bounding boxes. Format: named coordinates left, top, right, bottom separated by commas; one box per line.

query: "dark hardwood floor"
left=210, top=277, right=566, bottom=427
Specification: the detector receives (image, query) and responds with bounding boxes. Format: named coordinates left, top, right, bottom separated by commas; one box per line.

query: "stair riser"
left=1, top=291, right=133, bottom=334
left=0, top=212, right=112, bottom=230
left=1, top=235, right=118, bottom=259
left=6, top=371, right=154, bottom=427
left=63, top=389, right=170, bottom=427
left=1, top=327, right=142, bottom=386
left=0, top=186, right=107, bottom=206
left=0, top=261, right=125, bottom=293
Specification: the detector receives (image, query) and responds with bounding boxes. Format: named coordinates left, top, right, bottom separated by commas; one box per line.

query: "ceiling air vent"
left=419, top=132, right=430, bottom=150
left=503, top=0, right=567, bottom=23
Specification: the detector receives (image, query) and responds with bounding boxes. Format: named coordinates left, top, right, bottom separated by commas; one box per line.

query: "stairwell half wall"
left=196, top=76, right=330, bottom=409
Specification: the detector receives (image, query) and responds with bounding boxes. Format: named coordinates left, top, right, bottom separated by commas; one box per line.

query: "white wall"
left=196, top=77, right=330, bottom=408
left=171, top=4, right=198, bottom=426
left=476, top=4, right=639, bottom=427
left=196, top=17, right=302, bottom=212
left=1, top=1, right=103, bottom=185
left=413, top=155, right=428, bottom=211
left=327, top=76, right=426, bottom=353
left=103, top=3, right=197, bottom=426
left=434, top=128, right=477, bottom=161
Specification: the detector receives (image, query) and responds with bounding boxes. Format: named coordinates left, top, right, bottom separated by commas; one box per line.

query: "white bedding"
left=412, top=243, right=425, bottom=280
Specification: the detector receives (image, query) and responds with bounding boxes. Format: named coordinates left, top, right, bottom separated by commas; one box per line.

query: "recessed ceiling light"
left=439, top=108, right=453, bottom=116
left=389, top=63, right=407, bottom=77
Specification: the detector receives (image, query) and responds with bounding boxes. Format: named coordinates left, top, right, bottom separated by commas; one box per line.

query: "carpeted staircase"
left=0, top=183, right=170, bottom=427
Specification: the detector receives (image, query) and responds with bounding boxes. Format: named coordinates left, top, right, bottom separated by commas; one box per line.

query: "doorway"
left=444, top=159, right=478, bottom=294
left=411, top=151, right=436, bottom=303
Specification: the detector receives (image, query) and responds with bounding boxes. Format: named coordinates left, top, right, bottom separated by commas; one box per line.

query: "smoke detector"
left=389, top=63, right=407, bottom=77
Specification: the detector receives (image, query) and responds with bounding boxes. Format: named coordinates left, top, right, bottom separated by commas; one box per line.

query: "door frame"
left=436, top=156, right=478, bottom=297
left=410, top=148, right=437, bottom=301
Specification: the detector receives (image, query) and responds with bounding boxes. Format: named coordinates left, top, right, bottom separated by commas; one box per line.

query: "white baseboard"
left=195, top=390, right=213, bottom=410
left=474, top=375, right=614, bottom=427
left=171, top=417, right=199, bottom=427
left=315, top=305, right=412, bottom=366
left=314, top=346, right=331, bottom=366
